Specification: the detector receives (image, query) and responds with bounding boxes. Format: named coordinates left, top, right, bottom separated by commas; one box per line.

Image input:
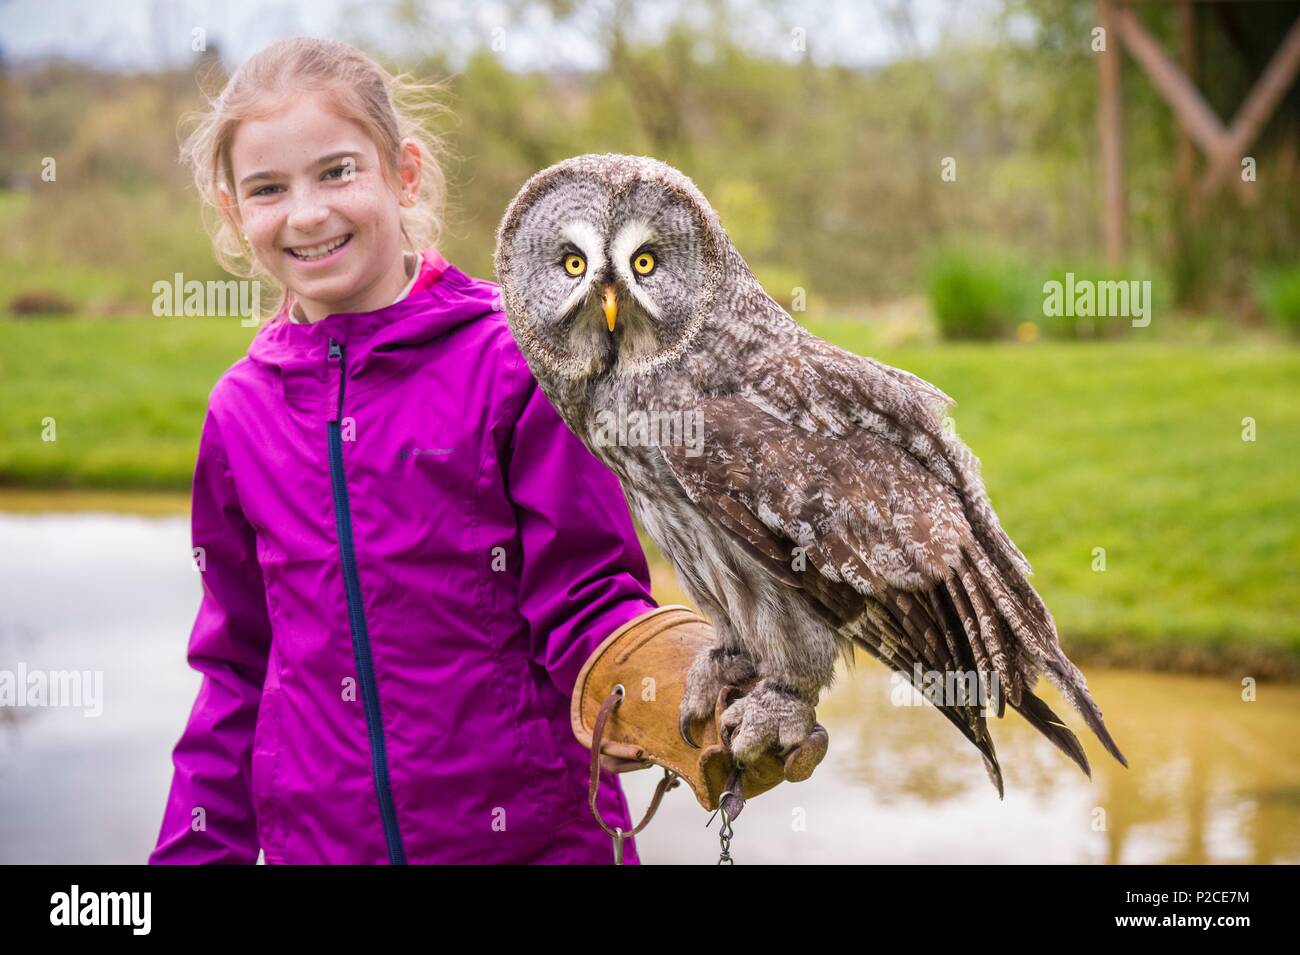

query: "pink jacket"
left=149, top=249, right=658, bottom=864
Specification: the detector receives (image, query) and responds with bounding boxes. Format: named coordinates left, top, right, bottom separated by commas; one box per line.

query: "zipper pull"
left=327, top=337, right=344, bottom=423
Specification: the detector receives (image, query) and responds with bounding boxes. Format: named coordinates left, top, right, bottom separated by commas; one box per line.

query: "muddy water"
left=1, top=506, right=1296, bottom=864
left=626, top=666, right=1300, bottom=864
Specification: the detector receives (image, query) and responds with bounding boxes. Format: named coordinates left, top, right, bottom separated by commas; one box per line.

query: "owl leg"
left=679, top=644, right=757, bottom=748
left=719, top=679, right=818, bottom=769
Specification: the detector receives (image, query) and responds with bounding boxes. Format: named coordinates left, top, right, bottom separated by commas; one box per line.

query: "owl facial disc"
left=494, top=153, right=727, bottom=381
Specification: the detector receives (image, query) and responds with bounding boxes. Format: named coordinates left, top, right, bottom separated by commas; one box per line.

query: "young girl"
left=148, top=37, right=661, bottom=865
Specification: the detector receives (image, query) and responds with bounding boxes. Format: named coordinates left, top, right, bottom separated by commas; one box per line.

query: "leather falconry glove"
left=572, top=604, right=829, bottom=822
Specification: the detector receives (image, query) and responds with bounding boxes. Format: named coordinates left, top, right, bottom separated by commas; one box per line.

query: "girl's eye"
left=563, top=253, right=586, bottom=277
left=632, top=251, right=656, bottom=276
left=249, top=165, right=350, bottom=198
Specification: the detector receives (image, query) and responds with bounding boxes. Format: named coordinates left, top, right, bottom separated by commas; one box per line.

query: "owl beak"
left=602, top=284, right=618, bottom=333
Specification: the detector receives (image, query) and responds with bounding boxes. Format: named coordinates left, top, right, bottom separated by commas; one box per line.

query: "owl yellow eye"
left=563, top=253, right=586, bottom=277
left=632, top=251, right=656, bottom=276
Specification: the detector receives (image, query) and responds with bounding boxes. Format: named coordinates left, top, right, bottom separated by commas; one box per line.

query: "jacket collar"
left=246, top=248, right=500, bottom=411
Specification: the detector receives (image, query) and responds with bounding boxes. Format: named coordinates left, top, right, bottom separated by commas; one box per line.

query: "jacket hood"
left=245, top=248, right=501, bottom=411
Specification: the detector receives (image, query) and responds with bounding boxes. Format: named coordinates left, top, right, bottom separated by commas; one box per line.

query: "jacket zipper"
left=326, top=337, right=407, bottom=864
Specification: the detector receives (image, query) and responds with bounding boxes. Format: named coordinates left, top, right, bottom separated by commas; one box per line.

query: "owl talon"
left=678, top=644, right=757, bottom=749
left=679, top=711, right=700, bottom=749
left=719, top=679, right=817, bottom=769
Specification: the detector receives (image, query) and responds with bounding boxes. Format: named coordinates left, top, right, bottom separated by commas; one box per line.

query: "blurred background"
left=0, top=0, right=1297, bottom=864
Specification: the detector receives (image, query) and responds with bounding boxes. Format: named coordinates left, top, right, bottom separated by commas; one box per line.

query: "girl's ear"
left=217, top=181, right=243, bottom=232
left=396, top=138, right=422, bottom=206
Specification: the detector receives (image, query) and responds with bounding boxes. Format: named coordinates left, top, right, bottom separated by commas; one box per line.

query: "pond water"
left=1, top=508, right=1296, bottom=864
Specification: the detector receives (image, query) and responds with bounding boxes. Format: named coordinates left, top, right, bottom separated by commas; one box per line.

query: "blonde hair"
left=179, top=37, right=449, bottom=322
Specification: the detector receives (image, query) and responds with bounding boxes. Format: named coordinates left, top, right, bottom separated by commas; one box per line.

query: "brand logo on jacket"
left=397, top=447, right=453, bottom=460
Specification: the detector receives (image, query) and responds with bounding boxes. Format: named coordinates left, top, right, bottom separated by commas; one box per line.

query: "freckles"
left=332, top=186, right=385, bottom=226
left=241, top=209, right=277, bottom=242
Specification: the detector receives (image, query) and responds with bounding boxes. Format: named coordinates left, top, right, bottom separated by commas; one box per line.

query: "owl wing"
left=751, top=329, right=1124, bottom=770
left=658, top=387, right=1126, bottom=795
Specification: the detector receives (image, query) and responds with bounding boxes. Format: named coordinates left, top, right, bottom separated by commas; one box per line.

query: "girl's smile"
left=284, top=232, right=353, bottom=265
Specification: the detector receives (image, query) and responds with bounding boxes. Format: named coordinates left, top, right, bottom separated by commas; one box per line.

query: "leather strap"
left=713, top=684, right=748, bottom=820
left=587, top=686, right=680, bottom=845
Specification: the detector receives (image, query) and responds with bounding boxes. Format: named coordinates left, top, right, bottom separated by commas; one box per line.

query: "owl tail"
left=1036, top=646, right=1130, bottom=770
left=845, top=613, right=1006, bottom=800
left=959, top=542, right=1130, bottom=773
left=1008, top=687, right=1094, bottom=778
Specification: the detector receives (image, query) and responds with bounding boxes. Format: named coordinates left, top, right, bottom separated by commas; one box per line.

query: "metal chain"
left=717, top=809, right=735, bottom=864
left=708, top=792, right=737, bottom=864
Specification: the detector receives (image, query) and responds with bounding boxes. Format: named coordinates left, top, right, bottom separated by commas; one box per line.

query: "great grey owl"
left=493, top=153, right=1127, bottom=794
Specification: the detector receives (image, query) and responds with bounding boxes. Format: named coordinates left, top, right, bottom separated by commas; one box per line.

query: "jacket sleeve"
left=148, top=404, right=273, bottom=864
left=503, top=350, right=659, bottom=698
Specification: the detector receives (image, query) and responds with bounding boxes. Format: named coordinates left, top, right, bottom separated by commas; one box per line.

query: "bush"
left=926, top=246, right=1031, bottom=340
left=9, top=289, right=74, bottom=317
left=1256, top=264, right=1300, bottom=338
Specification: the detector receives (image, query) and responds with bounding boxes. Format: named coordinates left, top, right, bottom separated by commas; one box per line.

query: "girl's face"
left=221, top=91, right=421, bottom=322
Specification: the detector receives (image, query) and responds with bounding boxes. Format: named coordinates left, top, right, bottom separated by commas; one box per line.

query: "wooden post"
left=1114, top=4, right=1252, bottom=201
left=1201, top=13, right=1300, bottom=194
left=1115, top=6, right=1224, bottom=157
left=1175, top=1, right=1197, bottom=199
left=1098, top=0, right=1126, bottom=266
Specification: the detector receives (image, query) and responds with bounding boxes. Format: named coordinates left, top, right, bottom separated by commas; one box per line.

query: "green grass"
left=807, top=317, right=1300, bottom=670
left=2, top=313, right=1298, bottom=670
left=0, top=315, right=255, bottom=488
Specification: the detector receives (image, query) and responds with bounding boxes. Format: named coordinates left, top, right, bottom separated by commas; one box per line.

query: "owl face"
left=495, top=154, right=726, bottom=381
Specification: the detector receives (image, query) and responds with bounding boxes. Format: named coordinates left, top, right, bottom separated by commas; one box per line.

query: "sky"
left=0, top=0, right=1012, bottom=74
